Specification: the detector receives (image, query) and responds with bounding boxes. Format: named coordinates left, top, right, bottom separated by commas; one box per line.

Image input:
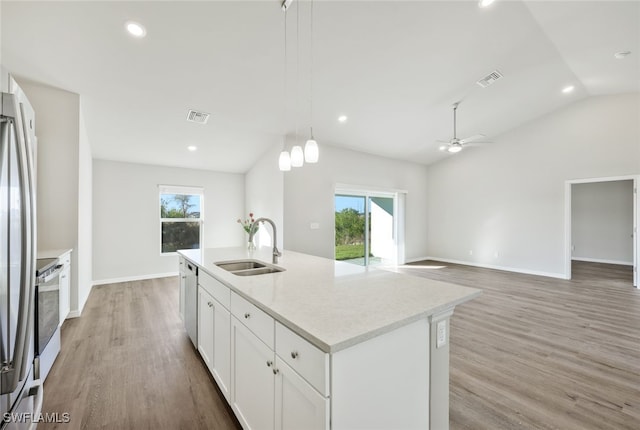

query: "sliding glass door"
left=334, top=192, right=398, bottom=266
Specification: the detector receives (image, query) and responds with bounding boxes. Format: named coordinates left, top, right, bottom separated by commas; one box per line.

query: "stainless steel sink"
left=233, top=267, right=284, bottom=276
left=214, top=260, right=285, bottom=276
left=216, top=261, right=266, bottom=271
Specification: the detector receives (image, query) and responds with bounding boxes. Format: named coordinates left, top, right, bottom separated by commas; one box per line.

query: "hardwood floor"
left=393, top=260, right=639, bottom=430
left=39, top=277, right=242, bottom=430
left=40, top=262, right=639, bottom=429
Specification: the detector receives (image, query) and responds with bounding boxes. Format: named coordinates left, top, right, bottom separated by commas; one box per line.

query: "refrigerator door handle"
left=27, top=379, right=44, bottom=430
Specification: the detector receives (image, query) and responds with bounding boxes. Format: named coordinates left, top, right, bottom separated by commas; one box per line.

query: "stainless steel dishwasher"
left=184, top=261, right=198, bottom=347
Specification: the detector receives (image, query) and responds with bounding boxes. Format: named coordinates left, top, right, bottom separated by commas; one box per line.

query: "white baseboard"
left=408, top=256, right=567, bottom=280
left=67, top=310, right=81, bottom=319
left=92, top=271, right=179, bottom=286
left=572, top=257, right=633, bottom=266
left=405, top=256, right=432, bottom=264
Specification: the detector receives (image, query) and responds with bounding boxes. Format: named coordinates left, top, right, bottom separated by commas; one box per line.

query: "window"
left=159, top=185, right=203, bottom=254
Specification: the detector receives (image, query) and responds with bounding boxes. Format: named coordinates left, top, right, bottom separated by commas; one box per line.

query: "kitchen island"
left=179, top=247, right=480, bottom=430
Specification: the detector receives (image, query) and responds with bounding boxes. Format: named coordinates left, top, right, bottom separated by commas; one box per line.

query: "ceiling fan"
left=437, top=102, right=487, bottom=153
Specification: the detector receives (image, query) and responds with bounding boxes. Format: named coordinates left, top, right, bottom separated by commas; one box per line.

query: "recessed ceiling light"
left=614, top=51, right=631, bottom=59
left=338, top=115, right=348, bottom=123
left=479, top=0, right=496, bottom=8
left=125, top=21, right=146, bottom=38
left=562, top=85, right=575, bottom=94
left=187, top=146, right=197, bottom=152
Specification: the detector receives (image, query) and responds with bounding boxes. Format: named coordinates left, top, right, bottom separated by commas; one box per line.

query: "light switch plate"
left=310, top=222, right=320, bottom=230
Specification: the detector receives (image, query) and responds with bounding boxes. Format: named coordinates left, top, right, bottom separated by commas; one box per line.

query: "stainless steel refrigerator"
left=1, top=69, right=43, bottom=428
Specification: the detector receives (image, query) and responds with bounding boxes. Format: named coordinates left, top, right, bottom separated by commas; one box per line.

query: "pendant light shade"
left=290, top=145, right=304, bottom=167
left=304, top=138, right=319, bottom=163
left=279, top=150, right=292, bottom=171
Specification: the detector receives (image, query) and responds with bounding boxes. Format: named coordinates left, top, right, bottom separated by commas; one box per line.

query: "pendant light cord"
left=283, top=8, right=288, bottom=149
left=295, top=0, right=299, bottom=146
left=309, top=0, right=314, bottom=138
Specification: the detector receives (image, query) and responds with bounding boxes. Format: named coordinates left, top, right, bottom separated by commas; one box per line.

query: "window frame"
left=159, top=185, right=204, bottom=255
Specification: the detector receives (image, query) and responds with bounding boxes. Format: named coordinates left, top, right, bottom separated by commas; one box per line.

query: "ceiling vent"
left=186, top=110, right=210, bottom=124
left=476, top=70, right=503, bottom=88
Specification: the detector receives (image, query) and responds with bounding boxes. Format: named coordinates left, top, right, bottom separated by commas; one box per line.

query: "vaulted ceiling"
left=2, top=1, right=639, bottom=173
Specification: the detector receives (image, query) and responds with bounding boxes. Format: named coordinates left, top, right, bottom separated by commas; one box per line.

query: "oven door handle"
left=39, top=265, right=63, bottom=284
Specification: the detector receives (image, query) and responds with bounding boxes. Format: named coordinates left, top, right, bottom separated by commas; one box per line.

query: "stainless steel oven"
left=35, top=257, right=62, bottom=380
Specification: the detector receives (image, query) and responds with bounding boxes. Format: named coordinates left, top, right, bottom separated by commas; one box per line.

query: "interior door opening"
left=565, top=176, right=638, bottom=287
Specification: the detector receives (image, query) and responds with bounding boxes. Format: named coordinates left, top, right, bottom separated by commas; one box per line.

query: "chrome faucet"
left=249, top=217, right=282, bottom=264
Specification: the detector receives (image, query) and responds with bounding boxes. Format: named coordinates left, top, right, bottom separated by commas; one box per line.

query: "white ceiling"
left=2, top=0, right=639, bottom=173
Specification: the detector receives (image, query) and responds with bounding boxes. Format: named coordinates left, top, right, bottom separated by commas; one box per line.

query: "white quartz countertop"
left=37, top=248, right=72, bottom=259
left=179, top=247, right=481, bottom=353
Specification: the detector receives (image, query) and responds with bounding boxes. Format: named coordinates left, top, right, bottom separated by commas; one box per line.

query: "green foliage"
left=335, top=208, right=365, bottom=246
left=162, top=222, right=200, bottom=253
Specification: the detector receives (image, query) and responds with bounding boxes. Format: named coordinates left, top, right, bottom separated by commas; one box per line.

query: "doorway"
left=565, top=176, right=638, bottom=287
left=334, top=189, right=402, bottom=266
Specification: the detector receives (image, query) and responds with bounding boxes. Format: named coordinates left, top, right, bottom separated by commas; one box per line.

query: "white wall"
left=92, top=159, right=244, bottom=282
left=18, top=80, right=91, bottom=315
left=572, top=180, right=634, bottom=265
left=77, top=102, right=93, bottom=311
left=426, top=93, right=640, bottom=277
left=244, top=143, right=284, bottom=248
left=283, top=144, right=429, bottom=261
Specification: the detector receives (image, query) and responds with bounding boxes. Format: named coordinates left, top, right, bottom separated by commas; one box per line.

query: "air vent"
left=186, top=110, right=210, bottom=124
left=476, top=70, right=503, bottom=88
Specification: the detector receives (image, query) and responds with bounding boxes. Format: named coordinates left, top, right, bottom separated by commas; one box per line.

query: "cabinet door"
left=275, top=358, right=329, bottom=430
left=231, top=317, right=275, bottom=430
left=198, top=286, right=214, bottom=372
left=59, top=264, right=70, bottom=325
left=211, top=299, right=231, bottom=402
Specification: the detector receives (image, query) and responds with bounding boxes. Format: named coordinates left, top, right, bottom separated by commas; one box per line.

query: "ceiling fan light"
left=304, top=139, right=319, bottom=163
left=447, top=145, right=463, bottom=153
left=279, top=151, right=291, bottom=171
left=291, top=145, right=304, bottom=167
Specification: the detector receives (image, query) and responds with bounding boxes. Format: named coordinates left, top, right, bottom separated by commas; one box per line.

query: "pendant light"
left=279, top=4, right=291, bottom=171
left=278, top=0, right=318, bottom=171
left=304, top=0, right=319, bottom=163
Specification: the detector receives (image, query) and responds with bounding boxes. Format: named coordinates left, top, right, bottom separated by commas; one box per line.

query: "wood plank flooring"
left=393, top=260, right=639, bottom=430
left=39, top=262, right=639, bottom=429
left=39, top=277, right=241, bottom=430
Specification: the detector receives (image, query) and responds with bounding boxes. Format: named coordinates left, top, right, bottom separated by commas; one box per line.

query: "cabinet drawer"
left=199, top=271, right=231, bottom=309
left=231, top=293, right=274, bottom=349
left=276, top=322, right=329, bottom=396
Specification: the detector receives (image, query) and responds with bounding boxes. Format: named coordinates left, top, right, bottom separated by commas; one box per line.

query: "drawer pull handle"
left=291, top=351, right=299, bottom=359
left=207, top=301, right=213, bottom=308
left=244, top=313, right=251, bottom=319
left=273, top=368, right=279, bottom=375
left=266, top=361, right=273, bottom=367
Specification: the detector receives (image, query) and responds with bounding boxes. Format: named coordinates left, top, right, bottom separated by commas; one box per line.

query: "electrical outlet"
left=468, top=250, right=473, bottom=256
left=436, top=320, right=447, bottom=348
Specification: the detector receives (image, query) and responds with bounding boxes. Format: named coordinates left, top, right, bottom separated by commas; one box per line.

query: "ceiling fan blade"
left=459, top=134, right=485, bottom=144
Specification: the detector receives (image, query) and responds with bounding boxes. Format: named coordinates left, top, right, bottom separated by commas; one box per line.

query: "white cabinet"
left=275, top=358, right=329, bottom=430
left=212, top=299, right=231, bottom=400
left=198, top=286, right=215, bottom=370
left=231, top=316, right=275, bottom=430
left=58, top=251, right=71, bottom=325
left=230, top=293, right=329, bottom=430
left=198, top=271, right=232, bottom=401
left=179, top=257, right=186, bottom=321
